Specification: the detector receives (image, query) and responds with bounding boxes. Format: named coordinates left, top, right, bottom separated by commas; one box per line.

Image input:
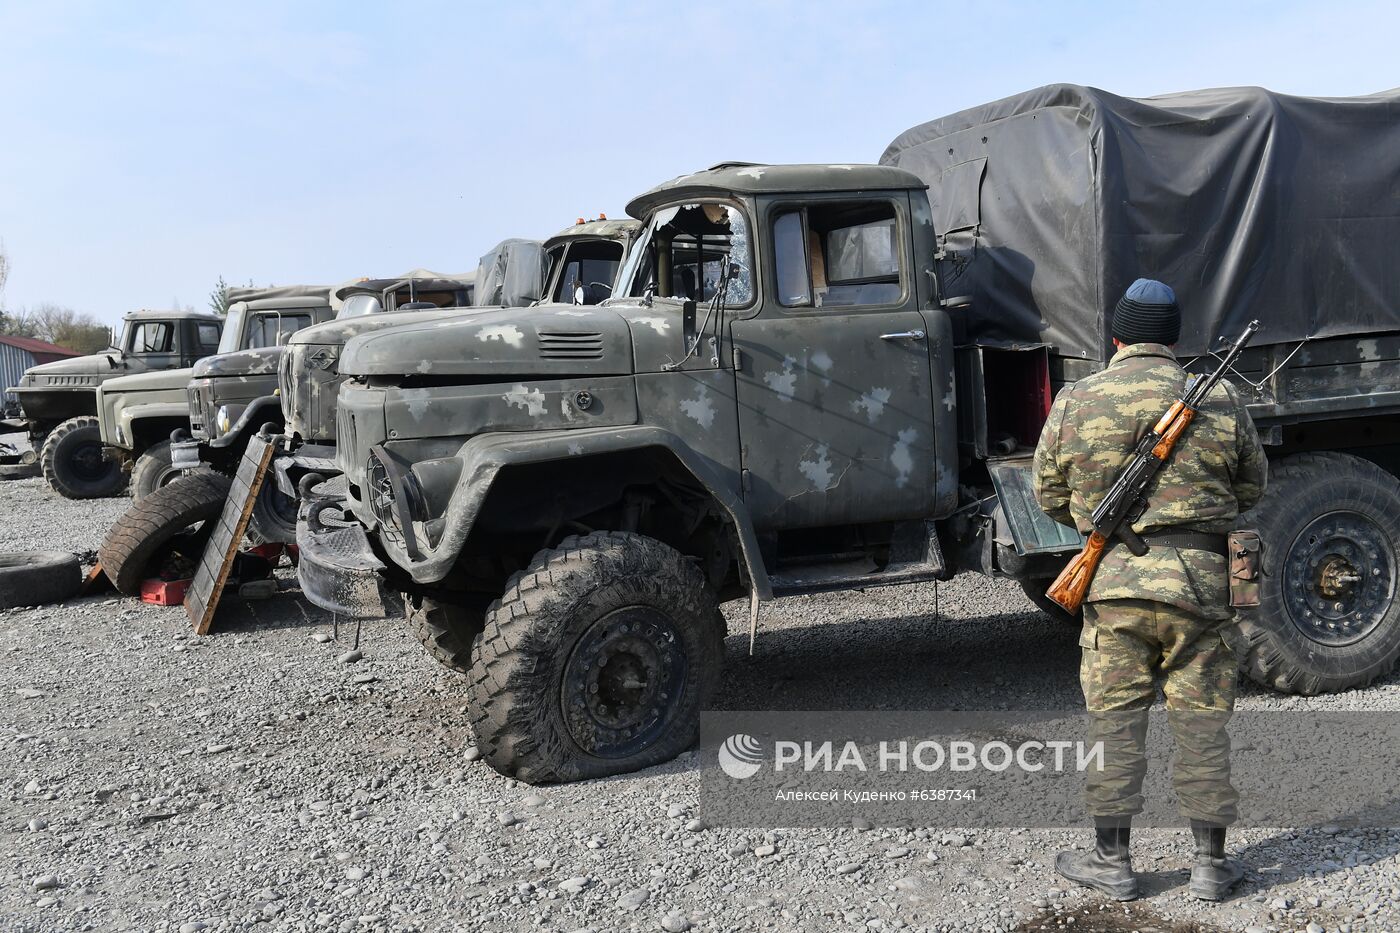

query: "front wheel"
left=1232, top=452, right=1400, bottom=695
left=40, top=416, right=126, bottom=499
left=131, top=440, right=187, bottom=503
left=467, top=531, right=725, bottom=784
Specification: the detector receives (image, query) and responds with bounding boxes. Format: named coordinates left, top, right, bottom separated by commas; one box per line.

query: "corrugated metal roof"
left=0, top=334, right=84, bottom=357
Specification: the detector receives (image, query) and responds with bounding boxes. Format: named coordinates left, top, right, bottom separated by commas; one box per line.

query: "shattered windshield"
left=621, top=202, right=753, bottom=306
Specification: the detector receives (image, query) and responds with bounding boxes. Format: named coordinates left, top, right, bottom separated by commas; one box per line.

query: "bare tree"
left=18, top=303, right=111, bottom=354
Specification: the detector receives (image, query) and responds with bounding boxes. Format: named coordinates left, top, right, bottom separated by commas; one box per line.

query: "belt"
left=1136, top=530, right=1228, bottom=556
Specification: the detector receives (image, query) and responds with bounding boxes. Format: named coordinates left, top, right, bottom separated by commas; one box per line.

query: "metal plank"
left=987, top=456, right=1085, bottom=556
left=184, top=434, right=277, bottom=634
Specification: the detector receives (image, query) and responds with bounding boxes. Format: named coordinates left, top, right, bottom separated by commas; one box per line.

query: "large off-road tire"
left=1018, top=577, right=1081, bottom=626
left=245, top=477, right=299, bottom=546
left=1232, top=452, right=1400, bottom=695
left=98, top=471, right=233, bottom=596
left=405, top=595, right=485, bottom=674
left=0, top=552, right=81, bottom=609
left=130, top=440, right=187, bottom=504
left=468, top=531, right=726, bottom=784
left=41, top=416, right=126, bottom=499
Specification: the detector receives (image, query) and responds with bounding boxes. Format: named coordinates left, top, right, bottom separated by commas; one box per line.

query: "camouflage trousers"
left=1080, top=598, right=1240, bottom=825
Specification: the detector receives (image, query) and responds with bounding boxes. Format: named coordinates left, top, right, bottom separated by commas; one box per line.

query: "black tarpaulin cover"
left=880, top=84, right=1400, bottom=360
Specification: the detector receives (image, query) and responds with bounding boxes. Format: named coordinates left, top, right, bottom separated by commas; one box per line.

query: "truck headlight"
left=215, top=406, right=233, bottom=436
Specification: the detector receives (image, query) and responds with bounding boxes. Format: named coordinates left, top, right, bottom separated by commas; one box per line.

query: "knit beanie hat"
left=1112, top=278, right=1181, bottom=346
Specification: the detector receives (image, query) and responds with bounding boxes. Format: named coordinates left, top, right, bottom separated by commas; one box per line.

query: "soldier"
left=1032, top=278, right=1267, bottom=902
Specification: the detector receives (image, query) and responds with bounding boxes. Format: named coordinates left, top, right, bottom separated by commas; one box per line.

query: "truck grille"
left=538, top=331, right=604, bottom=360
left=337, top=404, right=357, bottom=469
left=187, top=386, right=204, bottom=434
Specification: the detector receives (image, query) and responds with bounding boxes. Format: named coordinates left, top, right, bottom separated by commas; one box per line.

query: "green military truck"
left=295, top=86, right=1400, bottom=785
left=98, top=286, right=335, bottom=502
left=4, top=309, right=223, bottom=498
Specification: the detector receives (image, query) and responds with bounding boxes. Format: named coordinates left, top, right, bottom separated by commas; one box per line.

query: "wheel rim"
left=70, top=441, right=113, bottom=483
left=560, top=606, right=688, bottom=759
left=156, top=465, right=183, bottom=489
left=1283, top=510, right=1396, bottom=647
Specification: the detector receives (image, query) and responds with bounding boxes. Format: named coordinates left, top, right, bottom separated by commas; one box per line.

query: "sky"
left=0, top=0, right=1396, bottom=328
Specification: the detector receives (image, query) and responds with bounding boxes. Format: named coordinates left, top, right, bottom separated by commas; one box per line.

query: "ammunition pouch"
left=1227, top=530, right=1262, bottom=608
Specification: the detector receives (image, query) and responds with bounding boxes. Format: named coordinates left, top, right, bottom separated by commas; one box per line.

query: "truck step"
left=769, top=523, right=947, bottom=597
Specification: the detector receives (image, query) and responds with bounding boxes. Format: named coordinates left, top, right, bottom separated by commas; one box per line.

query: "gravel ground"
left=4, top=452, right=1400, bottom=933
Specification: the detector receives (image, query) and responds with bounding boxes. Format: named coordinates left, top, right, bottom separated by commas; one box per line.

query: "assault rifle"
left=1046, top=320, right=1261, bottom=613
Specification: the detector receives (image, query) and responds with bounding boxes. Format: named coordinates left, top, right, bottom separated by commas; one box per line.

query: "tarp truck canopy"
left=880, top=84, right=1400, bottom=360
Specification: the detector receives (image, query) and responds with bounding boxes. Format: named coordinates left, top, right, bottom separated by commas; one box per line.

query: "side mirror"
left=277, top=331, right=292, bottom=347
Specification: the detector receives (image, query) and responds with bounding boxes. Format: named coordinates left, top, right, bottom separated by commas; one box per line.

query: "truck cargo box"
left=881, top=84, right=1400, bottom=361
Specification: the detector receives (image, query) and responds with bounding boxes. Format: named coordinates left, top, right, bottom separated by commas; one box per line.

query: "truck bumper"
left=171, top=439, right=202, bottom=470
left=296, top=491, right=387, bottom=618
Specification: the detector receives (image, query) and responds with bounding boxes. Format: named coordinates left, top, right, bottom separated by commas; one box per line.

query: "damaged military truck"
left=298, top=86, right=1400, bottom=782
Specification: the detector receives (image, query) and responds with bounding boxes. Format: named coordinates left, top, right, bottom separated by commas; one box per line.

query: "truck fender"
left=408, top=425, right=773, bottom=599
left=115, top=401, right=189, bottom=450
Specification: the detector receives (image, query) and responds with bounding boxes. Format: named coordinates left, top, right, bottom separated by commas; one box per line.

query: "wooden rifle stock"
left=1046, top=531, right=1109, bottom=614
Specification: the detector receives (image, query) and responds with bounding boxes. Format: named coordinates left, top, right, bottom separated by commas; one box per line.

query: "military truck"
left=98, top=286, right=335, bottom=503
left=3, top=310, right=223, bottom=498
left=294, top=86, right=1400, bottom=785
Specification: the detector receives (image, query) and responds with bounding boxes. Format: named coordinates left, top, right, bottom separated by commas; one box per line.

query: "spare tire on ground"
left=0, top=552, right=81, bottom=609
left=99, top=471, right=233, bottom=597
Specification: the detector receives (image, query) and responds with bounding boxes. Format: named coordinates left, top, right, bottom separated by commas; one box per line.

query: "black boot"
left=1188, top=820, right=1244, bottom=901
left=1055, top=821, right=1138, bottom=901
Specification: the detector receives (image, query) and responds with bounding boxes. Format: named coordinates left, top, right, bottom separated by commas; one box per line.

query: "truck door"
left=730, top=194, right=936, bottom=531
left=125, top=319, right=181, bottom=372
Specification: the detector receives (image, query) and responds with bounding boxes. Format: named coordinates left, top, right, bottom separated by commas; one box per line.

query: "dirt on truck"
left=301, top=87, right=1399, bottom=787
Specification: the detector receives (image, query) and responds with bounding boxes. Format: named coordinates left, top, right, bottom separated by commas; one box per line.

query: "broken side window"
left=626, top=203, right=753, bottom=306
left=772, top=200, right=905, bottom=310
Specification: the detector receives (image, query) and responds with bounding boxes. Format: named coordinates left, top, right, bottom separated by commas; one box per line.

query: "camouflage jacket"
left=1032, top=343, right=1268, bottom=619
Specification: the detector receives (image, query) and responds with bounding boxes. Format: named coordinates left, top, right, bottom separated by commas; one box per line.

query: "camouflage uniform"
left=1033, top=342, right=1267, bottom=824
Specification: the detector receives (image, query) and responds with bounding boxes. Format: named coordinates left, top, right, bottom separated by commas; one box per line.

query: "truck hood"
left=288, top=306, right=491, bottom=349
left=193, top=346, right=283, bottom=379
left=24, top=351, right=123, bottom=377
left=341, top=303, right=634, bottom=377
left=99, top=367, right=195, bottom=393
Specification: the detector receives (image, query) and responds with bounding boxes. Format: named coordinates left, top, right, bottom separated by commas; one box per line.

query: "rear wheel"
left=98, top=471, right=232, bottom=596
left=405, top=595, right=485, bottom=674
left=1018, top=576, right=1081, bottom=625
left=131, top=440, right=187, bottom=503
left=40, top=416, right=126, bottom=499
left=1232, top=452, right=1400, bottom=694
left=467, top=531, right=725, bottom=784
